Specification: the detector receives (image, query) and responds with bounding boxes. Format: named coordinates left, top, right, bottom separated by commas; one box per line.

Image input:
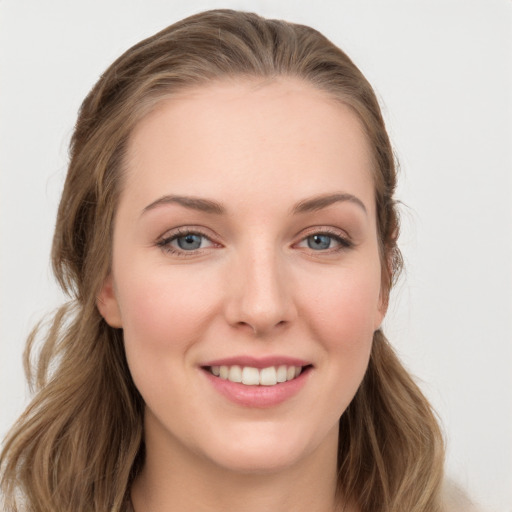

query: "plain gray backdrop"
left=1, top=1, right=511, bottom=510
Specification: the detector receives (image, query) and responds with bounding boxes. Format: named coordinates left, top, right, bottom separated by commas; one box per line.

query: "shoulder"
left=441, top=479, right=482, bottom=512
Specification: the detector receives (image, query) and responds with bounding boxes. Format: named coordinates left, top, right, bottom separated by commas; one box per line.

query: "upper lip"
left=201, top=355, right=311, bottom=369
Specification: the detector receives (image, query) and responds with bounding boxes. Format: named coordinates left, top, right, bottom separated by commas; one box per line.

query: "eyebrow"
left=141, top=191, right=367, bottom=217
left=142, top=195, right=225, bottom=216
left=292, top=193, right=367, bottom=215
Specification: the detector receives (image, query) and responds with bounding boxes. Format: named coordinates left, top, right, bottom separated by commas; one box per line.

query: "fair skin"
left=98, top=78, right=385, bottom=512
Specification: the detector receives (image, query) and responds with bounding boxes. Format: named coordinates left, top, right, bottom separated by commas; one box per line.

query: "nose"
left=224, top=247, right=297, bottom=336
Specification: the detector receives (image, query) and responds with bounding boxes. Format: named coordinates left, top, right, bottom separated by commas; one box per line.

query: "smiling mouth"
left=204, top=364, right=312, bottom=386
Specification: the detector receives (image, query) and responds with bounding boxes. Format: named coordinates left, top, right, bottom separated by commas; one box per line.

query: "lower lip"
left=202, top=367, right=311, bottom=408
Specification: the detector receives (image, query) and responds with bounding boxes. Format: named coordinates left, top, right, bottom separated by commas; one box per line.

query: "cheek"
left=114, top=266, right=224, bottom=417
left=289, top=264, right=380, bottom=434
left=115, top=267, right=219, bottom=366
left=302, top=264, right=381, bottom=344
left=298, top=259, right=381, bottom=397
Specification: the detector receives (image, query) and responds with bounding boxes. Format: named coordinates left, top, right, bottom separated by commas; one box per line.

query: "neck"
left=131, top=413, right=346, bottom=512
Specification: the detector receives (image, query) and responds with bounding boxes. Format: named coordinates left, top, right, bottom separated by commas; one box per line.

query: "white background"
left=1, top=1, right=511, bottom=511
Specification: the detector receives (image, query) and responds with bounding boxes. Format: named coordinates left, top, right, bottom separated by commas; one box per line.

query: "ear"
left=374, top=290, right=388, bottom=331
left=96, top=274, right=123, bottom=328
left=374, top=265, right=391, bottom=330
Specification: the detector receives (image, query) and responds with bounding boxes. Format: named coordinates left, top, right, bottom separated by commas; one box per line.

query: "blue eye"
left=296, top=231, right=352, bottom=252
left=174, top=233, right=204, bottom=250
left=307, top=234, right=333, bottom=250
left=157, top=230, right=215, bottom=255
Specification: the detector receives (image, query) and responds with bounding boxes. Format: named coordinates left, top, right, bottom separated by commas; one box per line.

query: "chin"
left=206, top=445, right=304, bottom=475
left=199, top=421, right=337, bottom=475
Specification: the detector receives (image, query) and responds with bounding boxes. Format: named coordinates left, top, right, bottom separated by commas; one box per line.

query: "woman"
left=1, top=9, right=446, bottom=512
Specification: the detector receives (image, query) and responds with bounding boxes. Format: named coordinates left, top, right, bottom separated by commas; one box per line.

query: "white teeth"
left=228, top=365, right=242, bottom=383
left=276, top=365, right=287, bottom=383
left=210, top=364, right=306, bottom=386
left=260, top=367, right=277, bottom=386
left=242, top=367, right=260, bottom=385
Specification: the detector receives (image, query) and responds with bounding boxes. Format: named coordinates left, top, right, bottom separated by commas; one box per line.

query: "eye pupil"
left=177, top=234, right=202, bottom=250
left=308, top=234, right=331, bottom=250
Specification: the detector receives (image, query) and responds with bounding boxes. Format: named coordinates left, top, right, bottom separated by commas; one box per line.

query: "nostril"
left=238, top=319, right=290, bottom=336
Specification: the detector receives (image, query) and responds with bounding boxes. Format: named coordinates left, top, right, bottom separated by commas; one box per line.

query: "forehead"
left=123, top=78, right=375, bottom=216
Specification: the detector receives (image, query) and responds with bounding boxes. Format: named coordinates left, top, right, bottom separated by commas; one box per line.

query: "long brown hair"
left=0, top=9, right=444, bottom=512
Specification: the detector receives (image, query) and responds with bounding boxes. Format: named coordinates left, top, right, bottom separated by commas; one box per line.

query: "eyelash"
left=156, top=228, right=217, bottom=257
left=156, top=227, right=353, bottom=256
left=297, top=228, right=353, bottom=253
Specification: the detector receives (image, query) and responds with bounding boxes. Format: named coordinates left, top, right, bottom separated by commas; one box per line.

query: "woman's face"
left=98, top=78, right=385, bottom=473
